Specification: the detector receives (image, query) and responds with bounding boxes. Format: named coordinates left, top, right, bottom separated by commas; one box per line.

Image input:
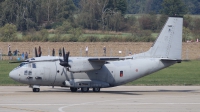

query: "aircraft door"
left=32, top=63, right=44, bottom=85
left=43, top=62, right=57, bottom=86
left=106, top=66, right=115, bottom=85
left=19, top=63, right=32, bottom=84
left=54, top=61, right=67, bottom=86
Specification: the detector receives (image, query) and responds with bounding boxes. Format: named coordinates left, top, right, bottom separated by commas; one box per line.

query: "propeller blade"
left=60, top=48, right=70, bottom=67
left=35, top=47, right=38, bottom=57
left=9, top=60, right=29, bottom=63
left=62, top=47, right=66, bottom=61
left=66, top=52, right=70, bottom=62
left=66, top=52, right=70, bottom=67
left=38, top=46, right=42, bottom=57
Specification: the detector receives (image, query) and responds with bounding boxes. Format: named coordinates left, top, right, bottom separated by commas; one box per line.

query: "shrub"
left=55, top=21, right=72, bottom=34
left=49, top=33, right=61, bottom=42
left=86, top=36, right=99, bottom=42
left=0, top=24, right=17, bottom=42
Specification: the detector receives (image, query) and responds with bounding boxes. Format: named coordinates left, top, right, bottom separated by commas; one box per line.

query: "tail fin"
left=148, top=16, right=183, bottom=59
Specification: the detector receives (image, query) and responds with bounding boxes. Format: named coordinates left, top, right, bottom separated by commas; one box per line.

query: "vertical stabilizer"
left=148, top=16, right=183, bottom=59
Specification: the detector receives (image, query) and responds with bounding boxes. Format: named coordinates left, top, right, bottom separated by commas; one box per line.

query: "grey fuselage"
left=9, top=56, right=175, bottom=88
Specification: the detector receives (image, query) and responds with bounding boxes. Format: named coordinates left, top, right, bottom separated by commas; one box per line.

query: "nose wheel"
left=33, top=88, right=40, bottom=92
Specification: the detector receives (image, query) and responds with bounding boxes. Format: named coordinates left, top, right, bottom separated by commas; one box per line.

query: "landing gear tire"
left=93, top=87, right=100, bottom=92
left=70, top=87, right=78, bottom=92
left=81, top=87, right=89, bottom=92
left=33, top=88, right=40, bottom=92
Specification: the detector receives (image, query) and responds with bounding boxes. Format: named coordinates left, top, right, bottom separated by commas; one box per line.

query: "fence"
left=0, top=42, right=199, bottom=60
left=0, top=48, right=2, bottom=60
left=0, top=47, right=135, bottom=60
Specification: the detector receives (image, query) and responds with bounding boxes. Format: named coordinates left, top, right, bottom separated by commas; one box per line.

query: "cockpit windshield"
left=13, top=62, right=29, bottom=70
left=13, top=62, right=36, bottom=71
left=18, top=63, right=28, bottom=68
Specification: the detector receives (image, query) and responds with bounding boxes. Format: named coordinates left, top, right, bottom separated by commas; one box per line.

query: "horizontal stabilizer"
left=160, top=59, right=182, bottom=63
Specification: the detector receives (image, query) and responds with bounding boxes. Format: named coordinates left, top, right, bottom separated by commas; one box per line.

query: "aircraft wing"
left=88, top=57, right=132, bottom=62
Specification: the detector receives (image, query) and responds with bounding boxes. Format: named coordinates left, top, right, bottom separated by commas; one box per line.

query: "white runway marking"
left=0, top=104, right=66, bottom=106
left=0, top=92, right=15, bottom=94
left=57, top=98, right=200, bottom=112
left=1, top=103, right=200, bottom=106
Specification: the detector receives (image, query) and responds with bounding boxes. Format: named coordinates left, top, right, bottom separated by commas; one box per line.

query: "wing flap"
left=88, top=57, right=132, bottom=62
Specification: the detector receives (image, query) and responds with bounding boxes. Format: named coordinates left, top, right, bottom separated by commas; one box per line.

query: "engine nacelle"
left=67, top=58, right=104, bottom=72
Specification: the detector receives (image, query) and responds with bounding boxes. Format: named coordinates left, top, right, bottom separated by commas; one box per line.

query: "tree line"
left=0, top=0, right=199, bottom=42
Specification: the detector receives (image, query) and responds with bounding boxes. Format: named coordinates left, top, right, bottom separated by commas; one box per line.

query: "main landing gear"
left=32, top=88, right=40, bottom=92
left=70, top=87, right=78, bottom=92
left=93, top=87, right=100, bottom=92
left=70, top=87, right=100, bottom=92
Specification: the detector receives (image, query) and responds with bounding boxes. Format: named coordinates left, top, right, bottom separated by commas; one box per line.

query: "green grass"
left=0, top=60, right=200, bottom=86
left=48, top=33, right=132, bottom=39
left=127, top=60, right=200, bottom=85
left=151, top=33, right=159, bottom=39
left=0, top=60, right=23, bottom=85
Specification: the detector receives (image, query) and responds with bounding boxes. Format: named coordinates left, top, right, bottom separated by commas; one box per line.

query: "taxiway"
left=0, top=86, right=200, bottom=112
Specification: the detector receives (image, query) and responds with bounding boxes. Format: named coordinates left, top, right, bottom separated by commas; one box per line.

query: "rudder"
left=148, top=16, right=183, bottom=60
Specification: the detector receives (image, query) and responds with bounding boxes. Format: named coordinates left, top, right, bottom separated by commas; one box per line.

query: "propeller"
left=60, top=47, right=71, bottom=67
left=35, top=46, right=42, bottom=57
left=38, top=46, right=42, bottom=57
left=35, top=47, right=38, bottom=57
left=9, top=60, right=29, bottom=63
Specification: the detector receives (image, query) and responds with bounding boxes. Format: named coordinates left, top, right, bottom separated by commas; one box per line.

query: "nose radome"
left=9, top=71, right=17, bottom=81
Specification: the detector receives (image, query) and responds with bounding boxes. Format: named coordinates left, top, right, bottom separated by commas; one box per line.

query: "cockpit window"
left=19, top=63, right=28, bottom=67
left=13, top=62, right=29, bottom=70
left=32, top=63, right=36, bottom=68
left=17, top=63, right=33, bottom=68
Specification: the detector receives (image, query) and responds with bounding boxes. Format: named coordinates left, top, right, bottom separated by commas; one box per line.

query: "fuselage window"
left=28, top=71, right=32, bottom=75
left=24, top=70, right=28, bottom=75
left=120, top=71, right=123, bottom=77
left=32, top=63, right=36, bottom=68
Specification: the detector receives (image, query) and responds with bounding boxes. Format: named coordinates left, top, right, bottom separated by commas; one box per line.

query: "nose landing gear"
left=30, top=85, right=40, bottom=92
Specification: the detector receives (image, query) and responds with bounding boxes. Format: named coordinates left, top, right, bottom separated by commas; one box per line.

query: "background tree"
left=148, top=0, right=163, bottom=14
left=126, top=0, right=146, bottom=14
left=116, top=0, right=127, bottom=15
left=183, top=0, right=200, bottom=14
left=77, top=0, right=127, bottom=31
left=161, top=0, right=187, bottom=16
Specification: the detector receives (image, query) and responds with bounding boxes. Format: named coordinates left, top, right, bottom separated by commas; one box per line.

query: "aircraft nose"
left=9, top=71, right=18, bottom=81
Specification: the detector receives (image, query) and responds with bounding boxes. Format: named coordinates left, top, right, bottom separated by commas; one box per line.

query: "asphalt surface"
left=0, top=86, right=200, bottom=112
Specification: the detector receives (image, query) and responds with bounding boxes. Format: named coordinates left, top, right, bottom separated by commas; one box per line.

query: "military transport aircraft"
left=9, top=16, right=183, bottom=92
